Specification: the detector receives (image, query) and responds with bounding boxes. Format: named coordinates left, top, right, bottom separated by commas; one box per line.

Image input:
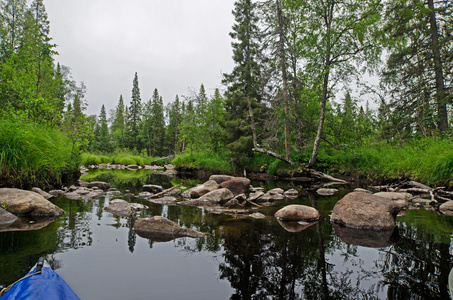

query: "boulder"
left=220, top=177, right=251, bottom=196
left=330, top=192, right=403, bottom=230
left=332, top=223, right=400, bottom=248
left=86, top=181, right=111, bottom=190
left=137, top=192, right=153, bottom=199
left=316, top=188, right=338, bottom=196
left=183, top=180, right=219, bottom=198
left=275, top=205, right=320, bottom=221
left=249, top=186, right=265, bottom=192
left=143, top=185, right=164, bottom=193
left=248, top=191, right=265, bottom=202
left=48, top=190, right=65, bottom=197
left=199, top=188, right=234, bottom=205
left=31, top=187, right=52, bottom=199
left=209, top=175, right=235, bottom=184
left=149, top=196, right=178, bottom=206
left=0, top=207, right=18, bottom=228
left=104, top=200, right=148, bottom=216
left=283, top=189, right=299, bottom=197
left=255, top=193, right=283, bottom=203
left=440, top=201, right=453, bottom=216
left=250, top=212, right=266, bottom=219
left=268, top=188, right=284, bottom=195
left=134, top=216, right=205, bottom=241
left=0, top=188, right=65, bottom=217
left=373, top=192, right=412, bottom=202
left=127, top=164, right=139, bottom=170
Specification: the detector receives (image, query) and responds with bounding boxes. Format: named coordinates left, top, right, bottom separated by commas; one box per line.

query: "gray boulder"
left=268, top=188, right=284, bottom=195
left=316, top=188, right=338, bottom=196
left=275, top=205, right=320, bottom=221
left=149, top=196, right=178, bottom=206
left=209, top=175, right=235, bottom=184
left=0, top=217, right=56, bottom=232
left=104, top=199, right=148, bottom=216
left=330, top=192, right=402, bottom=230
left=248, top=191, right=265, bottom=202
left=0, top=188, right=64, bottom=217
left=283, top=189, right=299, bottom=197
left=0, top=207, right=18, bottom=229
left=183, top=180, right=219, bottom=198
left=180, top=188, right=234, bottom=207
left=86, top=181, right=111, bottom=190
left=143, top=185, right=164, bottom=193
left=440, top=201, right=453, bottom=216
left=220, top=177, right=251, bottom=196
left=134, top=216, right=205, bottom=241
left=354, top=188, right=371, bottom=194
left=31, top=187, right=52, bottom=199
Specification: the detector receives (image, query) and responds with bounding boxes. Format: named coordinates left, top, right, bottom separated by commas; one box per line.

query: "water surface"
left=1, top=170, right=453, bottom=299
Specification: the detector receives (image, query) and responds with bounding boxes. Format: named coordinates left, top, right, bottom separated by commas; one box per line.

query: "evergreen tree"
left=96, top=104, right=111, bottom=153
left=222, top=0, right=264, bottom=155
left=165, top=95, right=182, bottom=155
left=129, top=72, right=142, bottom=147
left=111, top=95, right=126, bottom=149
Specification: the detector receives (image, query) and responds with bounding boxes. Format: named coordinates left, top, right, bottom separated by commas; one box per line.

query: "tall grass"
left=80, top=152, right=163, bottom=166
left=0, top=118, right=79, bottom=188
left=171, top=151, right=234, bottom=174
left=327, top=136, right=453, bottom=186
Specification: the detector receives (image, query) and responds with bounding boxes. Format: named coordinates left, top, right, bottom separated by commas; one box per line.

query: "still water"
left=1, top=170, right=453, bottom=299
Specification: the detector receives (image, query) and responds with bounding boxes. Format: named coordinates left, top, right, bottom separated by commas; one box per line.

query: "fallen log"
left=252, top=148, right=293, bottom=165
left=149, top=184, right=183, bottom=199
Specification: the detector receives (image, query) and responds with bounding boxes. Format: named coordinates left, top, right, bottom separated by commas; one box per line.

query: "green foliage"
left=171, top=151, right=234, bottom=174
left=0, top=118, right=79, bottom=187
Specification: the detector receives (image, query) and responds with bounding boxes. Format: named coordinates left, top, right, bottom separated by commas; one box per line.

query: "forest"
left=0, top=0, right=452, bottom=188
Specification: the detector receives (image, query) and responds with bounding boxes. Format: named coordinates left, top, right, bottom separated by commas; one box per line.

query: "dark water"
left=1, top=170, right=453, bottom=300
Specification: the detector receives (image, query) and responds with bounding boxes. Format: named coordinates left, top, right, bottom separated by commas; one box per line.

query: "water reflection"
left=0, top=171, right=452, bottom=299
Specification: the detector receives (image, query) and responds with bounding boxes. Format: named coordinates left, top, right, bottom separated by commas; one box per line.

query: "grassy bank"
left=323, top=136, right=453, bottom=187
left=80, top=152, right=171, bottom=166
left=0, top=118, right=80, bottom=188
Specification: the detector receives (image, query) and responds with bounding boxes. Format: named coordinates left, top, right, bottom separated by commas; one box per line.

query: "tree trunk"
left=276, top=0, right=291, bottom=160
left=308, top=1, right=333, bottom=168
left=427, top=0, right=448, bottom=131
left=247, top=97, right=258, bottom=148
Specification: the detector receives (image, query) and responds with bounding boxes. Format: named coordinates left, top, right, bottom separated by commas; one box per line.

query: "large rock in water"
left=0, top=207, right=18, bottom=229
left=220, top=177, right=251, bottom=196
left=134, top=216, right=205, bottom=242
left=439, top=201, right=453, bottom=216
left=183, top=180, right=219, bottom=198
left=0, top=188, right=64, bottom=217
left=330, top=192, right=402, bottom=230
left=275, top=205, right=320, bottom=221
left=104, top=200, right=148, bottom=216
left=209, top=175, right=235, bottom=184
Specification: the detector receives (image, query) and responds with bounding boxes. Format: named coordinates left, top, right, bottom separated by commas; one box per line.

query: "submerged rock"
left=276, top=219, right=316, bottom=233
left=439, top=201, right=453, bottom=216
left=143, top=185, right=164, bottom=193
left=0, top=207, right=18, bottom=229
left=0, top=217, right=57, bottom=232
left=104, top=200, right=148, bottom=216
left=332, top=223, right=400, bottom=248
left=0, top=188, right=65, bottom=217
left=250, top=212, right=266, bottom=219
left=86, top=181, right=111, bottom=190
left=134, top=216, right=205, bottom=242
left=316, top=188, right=338, bottom=196
left=275, top=205, right=320, bottom=221
left=330, top=192, right=402, bottom=230
left=149, top=197, right=178, bottom=206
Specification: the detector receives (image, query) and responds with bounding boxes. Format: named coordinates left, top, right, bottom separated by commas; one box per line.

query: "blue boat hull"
left=1, top=261, right=79, bottom=300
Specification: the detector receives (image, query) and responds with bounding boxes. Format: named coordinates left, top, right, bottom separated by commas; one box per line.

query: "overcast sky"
left=45, top=0, right=236, bottom=116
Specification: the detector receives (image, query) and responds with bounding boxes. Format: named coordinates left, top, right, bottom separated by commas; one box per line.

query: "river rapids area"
left=1, top=168, right=453, bottom=300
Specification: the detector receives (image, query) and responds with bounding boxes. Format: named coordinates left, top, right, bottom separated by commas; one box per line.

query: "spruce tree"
left=129, top=72, right=142, bottom=147
left=112, top=95, right=126, bottom=149
left=222, top=0, right=263, bottom=155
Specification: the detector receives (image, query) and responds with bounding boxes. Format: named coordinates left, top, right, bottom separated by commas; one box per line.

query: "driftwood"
left=149, top=184, right=183, bottom=199
left=373, top=180, right=453, bottom=203
left=252, top=148, right=293, bottom=165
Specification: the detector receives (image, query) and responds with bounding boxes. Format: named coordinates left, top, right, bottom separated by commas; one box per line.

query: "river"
left=1, top=169, right=453, bottom=299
